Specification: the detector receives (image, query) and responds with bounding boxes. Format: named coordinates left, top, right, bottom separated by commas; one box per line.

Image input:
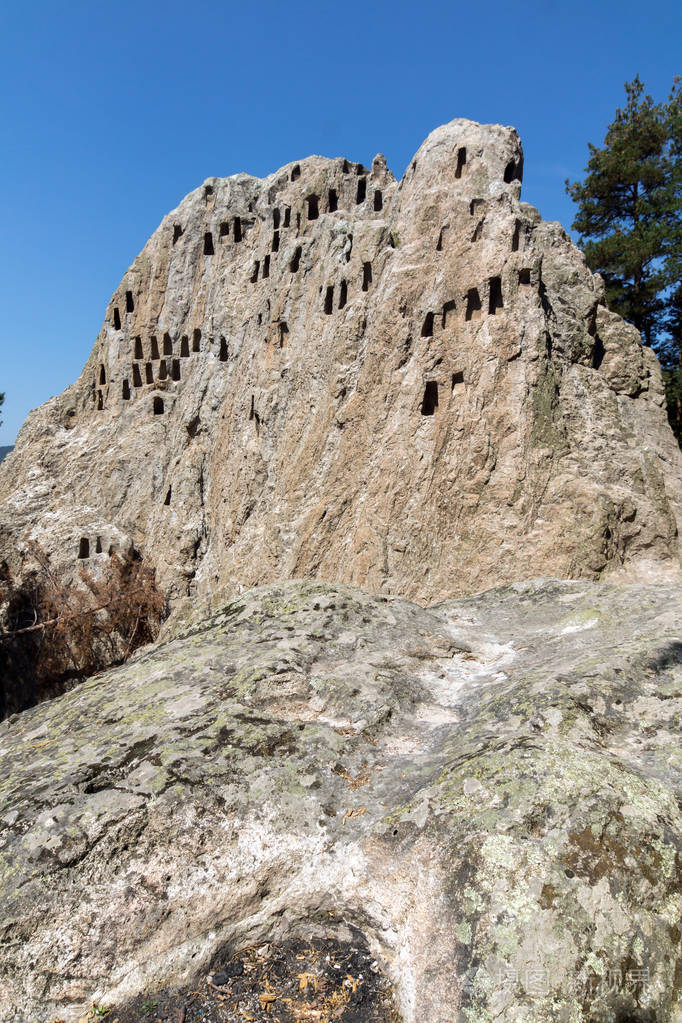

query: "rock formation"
left=1, top=578, right=681, bottom=1022
left=1, top=119, right=681, bottom=626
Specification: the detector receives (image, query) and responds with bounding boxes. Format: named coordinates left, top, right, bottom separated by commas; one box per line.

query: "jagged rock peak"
left=1, top=118, right=681, bottom=623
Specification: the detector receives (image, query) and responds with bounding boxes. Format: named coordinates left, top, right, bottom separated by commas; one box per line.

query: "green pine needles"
left=567, top=76, right=682, bottom=442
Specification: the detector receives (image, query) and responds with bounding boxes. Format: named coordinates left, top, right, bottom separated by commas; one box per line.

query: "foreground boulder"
left=1, top=119, right=681, bottom=635
left=1, top=578, right=681, bottom=1022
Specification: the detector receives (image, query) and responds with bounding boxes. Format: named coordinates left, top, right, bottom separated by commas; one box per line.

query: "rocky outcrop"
left=1, top=119, right=681, bottom=624
left=1, top=578, right=681, bottom=1022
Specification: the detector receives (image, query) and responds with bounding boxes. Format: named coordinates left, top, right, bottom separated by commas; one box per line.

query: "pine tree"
left=567, top=76, right=682, bottom=443
left=662, top=283, right=682, bottom=439
left=667, top=76, right=682, bottom=276
left=566, top=77, right=677, bottom=347
left=662, top=79, right=682, bottom=439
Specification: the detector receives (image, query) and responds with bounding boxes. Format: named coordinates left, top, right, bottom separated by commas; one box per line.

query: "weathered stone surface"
left=1, top=578, right=681, bottom=1022
left=1, top=119, right=681, bottom=628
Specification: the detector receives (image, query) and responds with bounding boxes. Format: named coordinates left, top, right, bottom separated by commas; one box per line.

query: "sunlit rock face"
left=1, top=119, right=681, bottom=621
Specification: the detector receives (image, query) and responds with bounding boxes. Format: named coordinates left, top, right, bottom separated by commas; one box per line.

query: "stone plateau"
left=1, top=579, right=681, bottom=1022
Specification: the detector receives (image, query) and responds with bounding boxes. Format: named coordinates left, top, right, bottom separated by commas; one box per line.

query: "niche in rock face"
left=153, top=396, right=164, bottom=415
left=278, top=321, right=289, bottom=348
left=171, top=359, right=181, bottom=381
left=356, top=178, right=367, bottom=204
left=159, top=361, right=168, bottom=381
left=122, top=379, right=131, bottom=400
left=465, top=288, right=482, bottom=322
left=99, top=364, right=106, bottom=384
left=306, top=195, right=319, bottom=221
left=133, top=364, right=143, bottom=387
left=291, top=165, right=301, bottom=181
left=421, top=380, right=438, bottom=416
left=455, top=147, right=466, bottom=179
left=145, top=363, right=154, bottom=384
left=234, top=217, right=243, bottom=242
left=126, top=291, right=134, bottom=312
left=220, top=222, right=230, bottom=240
left=324, top=285, right=334, bottom=315
left=204, top=232, right=214, bottom=255
left=362, top=262, right=372, bottom=292
left=512, top=221, right=521, bottom=252
left=373, top=189, right=383, bottom=212
left=180, top=335, right=190, bottom=357
left=151, top=336, right=160, bottom=360
left=504, top=158, right=523, bottom=184
left=506, top=162, right=519, bottom=182
left=163, top=333, right=173, bottom=356
left=338, top=280, right=348, bottom=309
left=421, top=312, right=434, bottom=338
left=272, top=231, right=280, bottom=252
left=78, top=537, right=90, bottom=559
left=134, top=336, right=143, bottom=360
left=263, top=255, right=270, bottom=278
left=193, top=329, right=201, bottom=353
left=488, top=277, right=504, bottom=315
left=290, top=247, right=302, bottom=273
left=173, top=224, right=183, bottom=244
left=113, top=308, right=121, bottom=330
left=328, top=189, right=338, bottom=212
left=442, top=300, right=456, bottom=328
left=219, top=337, right=228, bottom=361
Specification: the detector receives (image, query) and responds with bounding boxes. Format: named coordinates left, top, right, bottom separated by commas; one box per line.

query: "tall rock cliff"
left=1, top=119, right=681, bottom=614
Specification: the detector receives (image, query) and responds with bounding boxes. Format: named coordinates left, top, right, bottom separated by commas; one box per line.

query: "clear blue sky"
left=1, top=0, right=680, bottom=443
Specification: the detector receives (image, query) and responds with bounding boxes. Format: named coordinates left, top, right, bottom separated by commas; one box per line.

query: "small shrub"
left=0, top=545, right=166, bottom=718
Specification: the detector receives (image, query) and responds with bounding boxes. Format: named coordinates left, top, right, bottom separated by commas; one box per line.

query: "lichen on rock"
left=0, top=578, right=681, bottom=1022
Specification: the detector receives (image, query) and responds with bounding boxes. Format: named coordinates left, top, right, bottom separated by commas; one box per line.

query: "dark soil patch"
left=105, top=935, right=400, bottom=1023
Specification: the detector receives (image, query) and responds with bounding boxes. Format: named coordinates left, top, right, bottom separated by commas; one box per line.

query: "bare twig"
left=0, top=602, right=111, bottom=639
